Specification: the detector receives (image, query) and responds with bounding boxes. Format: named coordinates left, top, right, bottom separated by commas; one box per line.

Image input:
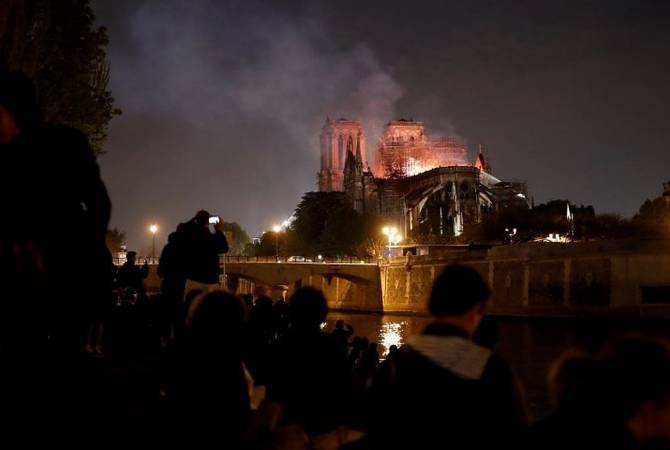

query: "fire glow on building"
left=317, top=117, right=529, bottom=238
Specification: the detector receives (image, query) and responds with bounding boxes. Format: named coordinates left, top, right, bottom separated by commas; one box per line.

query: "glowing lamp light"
left=382, top=226, right=390, bottom=235
left=149, top=224, right=158, bottom=234
left=272, top=224, right=281, bottom=233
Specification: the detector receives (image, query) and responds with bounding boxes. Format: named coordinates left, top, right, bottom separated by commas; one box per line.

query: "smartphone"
left=209, top=216, right=220, bottom=224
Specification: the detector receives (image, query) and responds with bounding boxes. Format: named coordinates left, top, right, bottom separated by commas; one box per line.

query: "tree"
left=632, top=197, right=670, bottom=238
left=244, top=230, right=284, bottom=257
left=221, top=222, right=251, bottom=256
left=0, top=0, right=120, bottom=154
left=105, top=227, right=125, bottom=254
left=289, top=192, right=376, bottom=256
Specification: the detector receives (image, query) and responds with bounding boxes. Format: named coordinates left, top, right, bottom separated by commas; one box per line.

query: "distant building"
left=318, top=117, right=529, bottom=238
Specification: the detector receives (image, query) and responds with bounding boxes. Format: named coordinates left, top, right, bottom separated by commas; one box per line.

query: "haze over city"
left=93, top=0, right=670, bottom=248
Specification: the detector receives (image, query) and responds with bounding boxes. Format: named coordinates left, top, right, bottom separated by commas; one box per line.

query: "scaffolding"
left=377, top=136, right=469, bottom=179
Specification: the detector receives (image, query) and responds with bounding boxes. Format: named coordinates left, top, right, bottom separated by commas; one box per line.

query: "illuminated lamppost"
left=504, top=227, right=517, bottom=245
left=272, top=224, right=281, bottom=262
left=149, top=224, right=158, bottom=262
left=382, top=226, right=401, bottom=258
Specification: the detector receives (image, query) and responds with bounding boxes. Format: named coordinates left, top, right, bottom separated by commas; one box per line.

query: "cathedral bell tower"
left=318, top=117, right=366, bottom=192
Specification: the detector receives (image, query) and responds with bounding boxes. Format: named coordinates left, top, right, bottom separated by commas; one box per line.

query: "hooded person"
left=362, top=264, right=527, bottom=450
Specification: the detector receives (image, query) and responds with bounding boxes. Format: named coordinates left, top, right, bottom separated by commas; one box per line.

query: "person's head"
left=0, top=71, right=40, bottom=145
left=288, top=286, right=328, bottom=330
left=126, top=251, right=137, bottom=264
left=548, top=349, right=599, bottom=412
left=187, top=290, right=248, bottom=347
left=551, top=337, right=670, bottom=445
left=193, top=210, right=211, bottom=227
left=429, top=265, right=491, bottom=337
left=389, top=345, right=398, bottom=354
left=598, top=337, right=670, bottom=445
left=254, top=295, right=273, bottom=314
left=252, top=284, right=269, bottom=299
left=335, top=319, right=345, bottom=329
left=369, top=342, right=378, bottom=351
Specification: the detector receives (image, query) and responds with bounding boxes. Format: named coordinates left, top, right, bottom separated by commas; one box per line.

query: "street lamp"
left=504, top=227, right=517, bottom=245
left=272, top=224, right=281, bottom=262
left=149, top=224, right=158, bottom=262
left=382, top=226, right=401, bottom=258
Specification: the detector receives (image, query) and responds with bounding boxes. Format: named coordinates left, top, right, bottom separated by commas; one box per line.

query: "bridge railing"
left=113, top=256, right=159, bottom=266
left=222, top=255, right=377, bottom=265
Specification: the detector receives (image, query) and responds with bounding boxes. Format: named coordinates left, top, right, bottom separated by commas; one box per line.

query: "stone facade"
left=225, top=240, right=670, bottom=318
left=317, top=118, right=366, bottom=192
left=331, top=117, right=529, bottom=238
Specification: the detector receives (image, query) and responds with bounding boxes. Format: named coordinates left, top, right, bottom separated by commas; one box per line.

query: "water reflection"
left=326, top=313, right=429, bottom=358
left=325, top=312, right=670, bottom=420
left=378, top=321, right=406, bottom=357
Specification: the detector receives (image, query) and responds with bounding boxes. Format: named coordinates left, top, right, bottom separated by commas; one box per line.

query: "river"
left=325, top=312, right=670, bottom=419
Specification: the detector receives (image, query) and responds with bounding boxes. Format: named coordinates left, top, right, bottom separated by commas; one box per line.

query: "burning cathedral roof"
left=375, top=119, right=470, bottom=179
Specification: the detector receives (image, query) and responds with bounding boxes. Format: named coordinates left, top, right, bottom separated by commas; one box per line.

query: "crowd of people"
left=3, top=66, right=670, bottom=449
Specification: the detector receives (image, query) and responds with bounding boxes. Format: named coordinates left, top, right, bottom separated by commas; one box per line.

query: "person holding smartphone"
left=175, top=210, right=229, bottom=300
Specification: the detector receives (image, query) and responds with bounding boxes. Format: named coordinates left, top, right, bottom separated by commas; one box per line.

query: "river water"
left=324, top=312, right=670, bottom=419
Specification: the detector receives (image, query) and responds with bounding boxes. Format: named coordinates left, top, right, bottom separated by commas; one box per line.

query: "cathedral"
left=317, top=117, right=529, bottom=238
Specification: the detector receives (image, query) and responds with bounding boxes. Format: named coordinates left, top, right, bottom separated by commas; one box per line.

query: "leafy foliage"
left=0, top=0, right=120, bottom=154
left=105, top=227, right=126, bottom=254
left=632, top=197, right=670, bottom=239
left=221, top=222, right=251, bottom=255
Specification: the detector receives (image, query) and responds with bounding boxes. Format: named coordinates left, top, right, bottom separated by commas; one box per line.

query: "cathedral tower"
left=318, top=117, right=366, bottom=192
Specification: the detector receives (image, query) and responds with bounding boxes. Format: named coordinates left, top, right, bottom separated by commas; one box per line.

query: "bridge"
left=221, top=256, right=384, bottom=311
left=220, top=240, right=670, bottom=318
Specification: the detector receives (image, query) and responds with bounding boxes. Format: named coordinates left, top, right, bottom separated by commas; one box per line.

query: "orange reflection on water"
left=378, top=321, right=407, bottom=357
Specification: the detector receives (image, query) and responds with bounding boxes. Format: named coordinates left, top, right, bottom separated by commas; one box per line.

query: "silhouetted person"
left=267, top=287, right=349, bottom=443
left=332, top=319, right=354, bottom=352
left=165, top=290, right=250, bottom=446
left=526, top=337, right=670, bottom=450
left=0, top=69, right=112, bottom=435
left=244, top=294, right=275, bottom=384
left=272, top=296, right=289, bottom=338
left=363, top=265, right=526, bottom=450
left=239, top=293, right=253, bottom=308
left=177, top=210, right=228, bottom=297
left=387, top=345, right=398, bottom=359
left=348, top=336, right=365, bottom=371
left=157, top=232, right=186, bottom=345
left=364, top=342, right=380, bottom=367
left=116, top=251, right=149, bottom=295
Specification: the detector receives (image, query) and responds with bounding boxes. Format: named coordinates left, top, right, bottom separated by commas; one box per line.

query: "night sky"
left=93, top=0, right=670, bottom=251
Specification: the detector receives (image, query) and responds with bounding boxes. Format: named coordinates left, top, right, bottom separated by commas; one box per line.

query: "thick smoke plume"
left=100, top=0, right=403, bottom=245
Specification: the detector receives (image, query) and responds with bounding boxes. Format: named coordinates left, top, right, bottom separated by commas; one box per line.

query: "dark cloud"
left=94, top=0, right=670, bottom=250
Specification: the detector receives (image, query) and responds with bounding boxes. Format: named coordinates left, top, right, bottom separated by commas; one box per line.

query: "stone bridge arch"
left=223, top=262, right=383, bottom=311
